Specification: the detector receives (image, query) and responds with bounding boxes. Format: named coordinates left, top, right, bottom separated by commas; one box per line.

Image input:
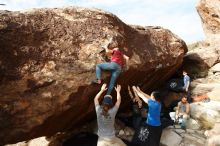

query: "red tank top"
left=111, top=50, right=124, bottom=67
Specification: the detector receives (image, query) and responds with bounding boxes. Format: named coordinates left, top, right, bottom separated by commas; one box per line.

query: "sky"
left=0, top=0, right=205, bottom=44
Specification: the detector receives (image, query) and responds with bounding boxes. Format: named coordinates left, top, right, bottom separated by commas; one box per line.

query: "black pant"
left=131, top=124, right=162, bottom=146
left=132, top=104, right=144, bottom=129
left=186, top=90, right=192, bottom=103
left=132, top=105, right=162, bottom=146
left=178, top=87, right=192, bottom=103
left=147, top=124, right=162, bottom=146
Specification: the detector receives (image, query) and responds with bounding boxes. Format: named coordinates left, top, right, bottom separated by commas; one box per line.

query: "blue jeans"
left=96, top=62, right=122, bottom=95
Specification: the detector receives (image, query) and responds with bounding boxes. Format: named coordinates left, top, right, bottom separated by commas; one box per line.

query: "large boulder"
left=183, top=0, right=220, bottom=79
left=205, top=123, right=220, bottom=146
left=0, top=7, right=186, bottom=144
left=197, top=0, right=220, bottom=45
left=207, top=87, right=220, bottom=101
left=183, top=47, right=219, bottom=70
left=190, top=101, right=220, bottom=129
left=190, top=83, right=217, bottom=95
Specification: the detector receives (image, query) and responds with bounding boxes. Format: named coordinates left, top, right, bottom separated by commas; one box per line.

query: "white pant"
left=169, top=112, right=189, bottom=123
left=97, top=137, right=127, bottom=146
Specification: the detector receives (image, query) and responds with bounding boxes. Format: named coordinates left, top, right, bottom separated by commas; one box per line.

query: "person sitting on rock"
left=92, top=43, right=129, bottom=95
left=175, top=96, right=190, bottom=129
left=94, top=83, right=126, bottom=146
left=131, top=86, right=162, bottom=146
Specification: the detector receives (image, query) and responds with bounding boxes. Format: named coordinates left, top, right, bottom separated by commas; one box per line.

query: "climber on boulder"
left=92, top=42, right=129, bottom=95
left=94, top=83, right=126, bottom=146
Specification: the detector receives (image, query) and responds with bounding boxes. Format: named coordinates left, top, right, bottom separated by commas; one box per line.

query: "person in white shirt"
left=94, top=83, right=126, bottom=146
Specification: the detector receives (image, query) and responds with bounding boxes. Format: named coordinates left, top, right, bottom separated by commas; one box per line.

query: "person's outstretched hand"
left=132, top=86, right=137, bottom=92
left=136, top=86, right=141, bottom=91
left=128, top=85, right=131, bottom=91
left=128, top=85, right=134, bottom=101
left=115, top=84, right=121, bottom=93
left=101, top=83, right=107, bottom=91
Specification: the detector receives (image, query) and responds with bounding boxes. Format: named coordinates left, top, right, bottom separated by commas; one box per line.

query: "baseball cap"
left=102, top=95, right=113, bottom=106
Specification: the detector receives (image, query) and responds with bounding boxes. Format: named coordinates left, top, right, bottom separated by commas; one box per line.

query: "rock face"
left=0, top=7, right=186, bottom=144
left=182, top=0, right=220, bottom=101
left=160, top=1, right=220, bottom=145
left=205, top=123, right=220, bottom=146
left=183, top=0, right=220, bottom=101
left=197, top=0, right=220, bottom=45
left=183, top=0, right=220, bottom=79
left=190, top=101, right=220, bottom=129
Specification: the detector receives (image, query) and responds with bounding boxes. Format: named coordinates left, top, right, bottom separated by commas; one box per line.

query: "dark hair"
left=151, top=91, right=161, bottom=102
left=108, top=41, right=118, bottom=49
left=101, top=104, right=111, bottom=118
